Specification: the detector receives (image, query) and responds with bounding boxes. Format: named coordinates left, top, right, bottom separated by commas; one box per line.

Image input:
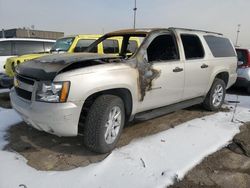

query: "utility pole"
left=235, top=24, right=241, bottom=47
left=133, top=0, right=137, bottom=29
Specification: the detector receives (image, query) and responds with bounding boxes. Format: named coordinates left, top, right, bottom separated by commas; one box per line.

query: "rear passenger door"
left=181, top=34, right=211, bottom=100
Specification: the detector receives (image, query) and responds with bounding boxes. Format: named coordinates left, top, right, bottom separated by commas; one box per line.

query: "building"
left=0, top=28, right=64, bottom=40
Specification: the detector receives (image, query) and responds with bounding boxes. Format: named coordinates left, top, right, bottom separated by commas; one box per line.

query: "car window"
left=147, top=34, right=179, bottom=62
left=0, top=41, right=12, bottom=56
left=75, top=39, right=97, bottom=52
left=103, top=39, right=119, bottom=54
left=236, top=49, right=248, bottom=66
left=127, top=40, right=138, bottom=54
left=50, top=37, right=74, bottom=52
left=204, top=35, right=236, bottom=57
left=13, top=41, right=44, bottom=55
left=43, top=42, right=54, bottom=52
left=181, top=34, right=204, bottom=59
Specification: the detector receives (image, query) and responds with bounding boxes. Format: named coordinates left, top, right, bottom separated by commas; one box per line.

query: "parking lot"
left=0, top=88, right=250, bottom=188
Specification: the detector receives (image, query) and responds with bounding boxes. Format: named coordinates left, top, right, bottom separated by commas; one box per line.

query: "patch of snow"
left=0, top=95, right=250, bottom=188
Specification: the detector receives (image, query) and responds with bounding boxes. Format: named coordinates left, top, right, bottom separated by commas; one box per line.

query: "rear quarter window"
left=204, top=35, right=236, bottom=57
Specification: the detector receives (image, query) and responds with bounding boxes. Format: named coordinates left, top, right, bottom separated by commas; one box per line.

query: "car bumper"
left=10, top=88, right=82, bottom=136
left=0, top=74, right=13, bottom=88
left=234, top=77, right=250, bottom=88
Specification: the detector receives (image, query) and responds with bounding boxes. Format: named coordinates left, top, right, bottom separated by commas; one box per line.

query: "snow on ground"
left=0, top=95, right=250, bottom=188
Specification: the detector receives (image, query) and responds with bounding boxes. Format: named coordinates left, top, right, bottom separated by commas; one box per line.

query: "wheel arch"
left=78, top=88, right=133, bottom=133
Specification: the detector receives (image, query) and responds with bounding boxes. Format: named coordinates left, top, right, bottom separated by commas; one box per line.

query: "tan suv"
left=10, top=28, right=237, bottom=153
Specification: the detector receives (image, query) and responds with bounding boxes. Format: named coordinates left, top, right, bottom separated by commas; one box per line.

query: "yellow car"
left=4, top=34, right=140, bottom=79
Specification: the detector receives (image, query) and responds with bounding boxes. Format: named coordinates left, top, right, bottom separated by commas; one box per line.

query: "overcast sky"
left=0, top=0, right=249, bottom=47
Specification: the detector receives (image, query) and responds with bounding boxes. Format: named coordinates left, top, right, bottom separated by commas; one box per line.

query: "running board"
left=134, top=97, right=204, bottom=121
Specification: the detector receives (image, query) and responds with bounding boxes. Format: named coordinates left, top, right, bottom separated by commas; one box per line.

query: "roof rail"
left=168, top=27, right=223, bottom=36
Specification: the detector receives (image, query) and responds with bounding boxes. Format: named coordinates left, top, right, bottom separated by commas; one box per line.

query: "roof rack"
left=168, top=27, right=223, bottom=36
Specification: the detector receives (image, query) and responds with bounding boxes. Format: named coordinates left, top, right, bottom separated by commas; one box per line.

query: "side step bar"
left=134, top=97, right=204, bottom=121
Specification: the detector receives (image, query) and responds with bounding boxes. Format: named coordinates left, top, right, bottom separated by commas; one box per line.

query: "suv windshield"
left=50, top=37, right=74, bottom=52
left=86, top=34, right=146, bottom=57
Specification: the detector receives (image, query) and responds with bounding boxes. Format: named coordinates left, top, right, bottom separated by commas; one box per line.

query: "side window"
left=0, top=41, right=12, bottom=56
left=44, top=42, right=54, bottom=52
left=181, top=34, right=204, bottom=59
left=147, top=34, right=179, bottom=62
left=75, top=39, right=96, bottom=52
left=103, top=39, right=119, bottom=54
left=127, top=40, right=138, bottom=54
left=13, top=41, right=44, bottom=55
left=204, top=35, right=236, bottom=57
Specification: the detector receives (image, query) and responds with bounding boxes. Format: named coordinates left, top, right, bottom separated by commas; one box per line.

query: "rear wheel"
left=203, top=78, right=226, bottom=111
left=83, top=95, right=125, bottom=153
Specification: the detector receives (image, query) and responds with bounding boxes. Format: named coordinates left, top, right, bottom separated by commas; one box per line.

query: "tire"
left=83, top=95, right=125, bottom=153
left=203, top=78, right=226, bottom=111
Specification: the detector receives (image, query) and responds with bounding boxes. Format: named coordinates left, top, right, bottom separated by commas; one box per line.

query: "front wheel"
left=203, top=78, right=226, bottom=111
left=83, top=95, right=125, bottom=153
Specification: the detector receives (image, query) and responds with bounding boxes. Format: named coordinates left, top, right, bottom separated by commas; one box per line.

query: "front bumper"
left=0, top=74, right=13, bottom=88
left=10, top=88, right=82, bottom=136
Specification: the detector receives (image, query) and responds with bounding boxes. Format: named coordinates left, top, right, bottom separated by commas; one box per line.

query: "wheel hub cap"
left=212, top=85, right=223, bottom=107
left=104, top=106, right=122, bottom=144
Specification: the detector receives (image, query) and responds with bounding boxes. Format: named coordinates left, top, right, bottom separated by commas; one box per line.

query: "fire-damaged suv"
left=10, top=28, right=237, bottom=153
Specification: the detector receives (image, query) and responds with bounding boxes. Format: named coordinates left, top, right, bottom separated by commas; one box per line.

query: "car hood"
left=16, top=53, right=120, bottom=80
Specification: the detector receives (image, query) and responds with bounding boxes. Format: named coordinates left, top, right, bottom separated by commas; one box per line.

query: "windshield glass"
left=50, top=37, right=74, bottom=52
left=86, top=34, right=146, bottom=57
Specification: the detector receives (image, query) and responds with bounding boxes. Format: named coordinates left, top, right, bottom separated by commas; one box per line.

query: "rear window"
left=0, top=41, right=12, bottom=56
left=204, top=35, right=236, bottom=57
left=181, top=34, right=204, bottom=59
left=103, top=39, right=119, bottom=54
left=13, top=41, right=44, bottom=55
left=236, top=49, right=248, bottom=66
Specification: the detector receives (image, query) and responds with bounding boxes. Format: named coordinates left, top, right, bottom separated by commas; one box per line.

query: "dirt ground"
left=1, top=88, right=250, bottom=188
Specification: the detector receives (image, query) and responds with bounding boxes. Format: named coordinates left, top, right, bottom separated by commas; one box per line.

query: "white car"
left=0, top=38, right=55, bottom=74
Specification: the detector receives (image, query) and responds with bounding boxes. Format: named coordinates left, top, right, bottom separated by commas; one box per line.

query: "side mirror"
left=237, top=61, right=244, bottom=66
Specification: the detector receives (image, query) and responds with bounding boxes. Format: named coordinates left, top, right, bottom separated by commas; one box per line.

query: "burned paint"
left=134, top=57, right=161, bottom=101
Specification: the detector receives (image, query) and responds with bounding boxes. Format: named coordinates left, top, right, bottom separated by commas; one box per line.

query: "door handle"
left=173, top=67, right=183, bottom=72
left=201, top=64, right=209, bottom=69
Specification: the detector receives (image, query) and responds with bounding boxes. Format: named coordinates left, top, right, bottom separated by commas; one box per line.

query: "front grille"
left=15, top=87, right=32, bottom=100
left=16, top=74, right=35, bottom=85
left=15, top=74, right=35, bottom=101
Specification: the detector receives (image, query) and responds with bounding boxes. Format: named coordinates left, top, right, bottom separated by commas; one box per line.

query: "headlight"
left=36, top=81, right=70, bottom=103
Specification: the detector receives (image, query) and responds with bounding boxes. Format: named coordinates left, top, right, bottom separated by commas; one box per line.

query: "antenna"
left=235, top=24, right=241, bottom=47
left=133, top=0, right=137, bottom=29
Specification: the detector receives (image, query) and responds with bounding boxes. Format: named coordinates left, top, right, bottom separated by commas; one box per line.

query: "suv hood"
left=16, top=53, right=120, bottom=80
